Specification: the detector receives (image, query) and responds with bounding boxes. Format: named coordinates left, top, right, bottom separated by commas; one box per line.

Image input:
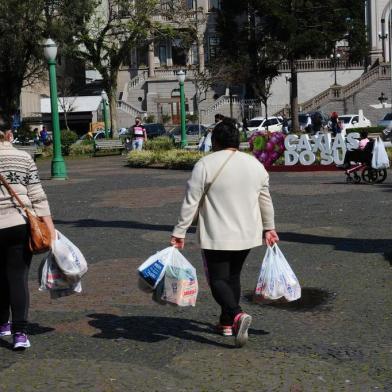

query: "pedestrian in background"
left=131, top=118, right=147, bottom=151
left=171, top=119, right=278, bottom=347
left=0, top=128, right=55, bottom=350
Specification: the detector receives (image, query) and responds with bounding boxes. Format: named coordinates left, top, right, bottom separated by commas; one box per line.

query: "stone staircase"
left=273, top=64, right=392, bottom=124
left=299, top=64, right=390, bottom=113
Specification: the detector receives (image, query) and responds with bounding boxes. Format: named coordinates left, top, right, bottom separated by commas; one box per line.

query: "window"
left=186, top=0, right=195, bottom=9
left=191, top=43, right=198, bottom=65
left=208, top=37, right=220, bottom=60
left=159, top=45, right=167, bottom=66
left=352, top=116, right=359, bottom=123
left=208, top=0, right=221, bottom=11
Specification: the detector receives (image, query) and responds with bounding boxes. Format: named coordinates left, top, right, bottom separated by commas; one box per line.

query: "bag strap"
left=199, top=150, right=236, bottom=206
left=0, top=174, right=27, bottom=210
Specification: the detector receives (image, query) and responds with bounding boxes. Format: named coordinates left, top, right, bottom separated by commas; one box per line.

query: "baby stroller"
left=344, top=139, right=388, bottom=184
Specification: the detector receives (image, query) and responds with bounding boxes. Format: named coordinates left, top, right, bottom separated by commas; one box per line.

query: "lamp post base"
left=51, top=157, right=68, bottom=180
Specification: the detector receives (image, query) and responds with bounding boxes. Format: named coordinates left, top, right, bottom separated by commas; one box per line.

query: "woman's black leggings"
left=0, top=224, right=32, bottom=333
left=202, top=249, right=250, bottom=326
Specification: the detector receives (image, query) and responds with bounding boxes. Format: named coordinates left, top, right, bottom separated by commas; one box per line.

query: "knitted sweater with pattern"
left=0, top=142, right=51, bottom=229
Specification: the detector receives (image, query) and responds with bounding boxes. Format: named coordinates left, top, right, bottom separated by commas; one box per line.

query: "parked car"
left=169, top=124, right=207, bottom=144
left=339, top=114, right=371, bottom=130
left=76, top=130, right=107, bottom=144
left=143, top=123, right=167, bottom=138
left=247, top=117, right=282, bottom=135
left=378, top=112, right=392, bottom=128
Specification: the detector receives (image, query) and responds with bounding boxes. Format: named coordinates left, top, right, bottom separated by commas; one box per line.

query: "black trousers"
left=202, top=249, right=250, bottom=325
left=0, top=224, right=32, bottom=333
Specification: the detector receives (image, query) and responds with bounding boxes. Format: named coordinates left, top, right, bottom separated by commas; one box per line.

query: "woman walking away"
left=171, top=119, right=278, bottom=347
left=0, top=128, right=55, bottom=350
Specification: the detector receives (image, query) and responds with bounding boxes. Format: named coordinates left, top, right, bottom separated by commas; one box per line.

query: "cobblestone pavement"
left=1, top=156, right=391, bottom=392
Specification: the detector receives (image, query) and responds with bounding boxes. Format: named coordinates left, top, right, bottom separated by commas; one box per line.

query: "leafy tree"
left=0, top=0, right=45, bottom=126
left=66, top=0, right=171, bottom=136
left=215, top=0, right=368, bottom=130
left=0, top=0, right=95, bottom=127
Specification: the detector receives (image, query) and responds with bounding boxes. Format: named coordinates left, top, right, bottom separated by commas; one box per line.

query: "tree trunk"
left=109, top=90, right=118, bottom=138
left=104, top=71, right=119, bottom=138
left=290, top=58, right=299, bottom=132
left=229, top=87, right=233, bottom=118
left=63, top=110, right=69, bottom=131
left=198, top=37, right=205, bottom=73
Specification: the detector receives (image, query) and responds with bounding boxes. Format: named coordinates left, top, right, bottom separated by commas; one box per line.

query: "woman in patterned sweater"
left=0, top=128, right=55, bottom=350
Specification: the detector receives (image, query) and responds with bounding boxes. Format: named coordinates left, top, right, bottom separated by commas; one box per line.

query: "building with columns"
left=367, top=0, right=392, bottom=62
left=20, top=1, right=392, bottom=129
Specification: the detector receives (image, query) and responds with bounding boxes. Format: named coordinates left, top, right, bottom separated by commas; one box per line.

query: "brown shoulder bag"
left=0, top=174, right=51, bottom=254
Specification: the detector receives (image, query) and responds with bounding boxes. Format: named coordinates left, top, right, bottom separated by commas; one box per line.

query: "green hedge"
left=69, top=141, right=94, bottom=156
left=127, top=150, right=204, bottom=169
left=144, top=136, right=174, bottom=151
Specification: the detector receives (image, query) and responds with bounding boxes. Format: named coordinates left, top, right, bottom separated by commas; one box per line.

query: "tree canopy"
left=214, top=0, right=368, bottom=128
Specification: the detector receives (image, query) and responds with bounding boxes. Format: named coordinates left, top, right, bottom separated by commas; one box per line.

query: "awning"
left=40, top=96, right=102, bottom=113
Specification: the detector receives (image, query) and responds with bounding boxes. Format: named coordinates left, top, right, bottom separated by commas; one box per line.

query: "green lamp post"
left=101, top=90, right=110, bottom=139
left=177, top=70, right=187, bottom=148
left=43, top=38, right=67, bottom=180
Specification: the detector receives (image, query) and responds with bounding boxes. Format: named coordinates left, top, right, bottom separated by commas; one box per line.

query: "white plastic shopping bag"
left=372, top=137, right=390, bottom=169
left=52, top=230, right=88, bottom=281
left=138, top=246, right=174, bottom=289
left=39, top=252, right=82, bottom=299
left=255, top=244, right=301, bottom=301
left=161, top=247, right=198, bottom=307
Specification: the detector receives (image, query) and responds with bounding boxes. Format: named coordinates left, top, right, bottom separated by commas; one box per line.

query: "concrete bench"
left=94, top=139, right=124, bottom=156
left=15, top=145, right=42, bottom=161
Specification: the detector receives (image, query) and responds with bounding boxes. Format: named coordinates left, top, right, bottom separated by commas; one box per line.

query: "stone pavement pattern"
left=0, top=156, right=391, bottom=392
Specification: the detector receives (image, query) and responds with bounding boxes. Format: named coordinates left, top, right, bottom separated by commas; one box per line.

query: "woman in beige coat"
left=171, top=119, right=278, bottom=347
left=0, top=128, right=55, bottom=350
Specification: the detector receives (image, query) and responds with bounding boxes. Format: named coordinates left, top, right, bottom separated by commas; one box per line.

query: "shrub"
left=61, top=130, right=78, bottom=155
left=127, top=151, right=157, bottom=167
left=161, top=114, right=171, bottom=124
left=144, top=114, right=155, bottom=123
left=69, top=142, right=94, bottom=156
left=127, top=149, right=204, bottom=169
left=144, top=136, right=174, bottom=151
left=186, top=113, right=198, bottom=123
left=41, top=145, right=53, bottom=158
left=157, top=150, right=204, bottom=169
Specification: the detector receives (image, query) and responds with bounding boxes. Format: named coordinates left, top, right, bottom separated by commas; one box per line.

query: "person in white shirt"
left=171, top=119, right=278, bottom=347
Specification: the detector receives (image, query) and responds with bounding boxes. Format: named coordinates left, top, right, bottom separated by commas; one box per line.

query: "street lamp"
left=378, top=92, right=388, bottom=107
left=378, top=18, right=388, bottom=62
left=101, top=90, right=110, bottom=139
left=43, top=38, right=67, bottom=180
left=177, top=70, right=187, bottom=148
left=330, top=49, right=341, bottom=86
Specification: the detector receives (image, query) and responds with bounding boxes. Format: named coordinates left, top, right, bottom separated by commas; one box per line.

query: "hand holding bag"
left=0, top=174, right=51, bottom=254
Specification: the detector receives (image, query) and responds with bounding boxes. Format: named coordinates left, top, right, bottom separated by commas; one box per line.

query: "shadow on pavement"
left=87, top=314, right=267, bottom=349
left=280, top=232, right=392, bottom=256
left=54, top=219, right=196, bottom=234
left=28, top=323, right=55, bottom=336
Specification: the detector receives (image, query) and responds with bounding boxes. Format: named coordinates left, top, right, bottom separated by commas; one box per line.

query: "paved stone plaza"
left=0, top=156, right=391, bottom=391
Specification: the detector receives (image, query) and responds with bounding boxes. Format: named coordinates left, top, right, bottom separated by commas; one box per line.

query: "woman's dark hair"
left=212, top=118, right=240, bottom=150
left=360, top=130, right=368, bottom=139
